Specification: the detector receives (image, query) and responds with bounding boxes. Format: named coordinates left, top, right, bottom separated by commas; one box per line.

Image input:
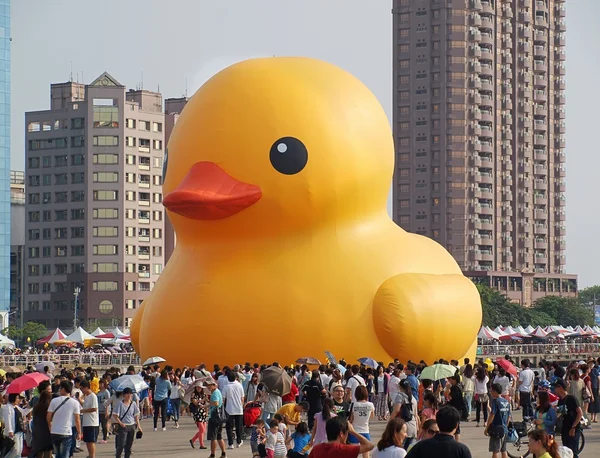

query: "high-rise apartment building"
left=0, top=0, right=12, bottom=328
left=10, top=170, right=25, bottom=327
left=24, top=73, right=166, bottom=330
left=392, top=0, right=575, bottom=306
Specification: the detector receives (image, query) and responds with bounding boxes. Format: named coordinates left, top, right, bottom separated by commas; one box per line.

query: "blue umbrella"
left=337, top=364, right=347, bottom=374
left=109, top=374, right=149, bottom=393
left=325, top=351, right=338, bottom=366
left=358, top=357, right=379, bottom=369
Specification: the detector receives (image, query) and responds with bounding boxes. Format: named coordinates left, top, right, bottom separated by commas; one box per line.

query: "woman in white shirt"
left=349, top=386, right=375, bottom=458
left=373, top=418, right=407, bottom=458
left=473, top=366, right=490, bottom=427
left=2, top=393, right=25, bottom=458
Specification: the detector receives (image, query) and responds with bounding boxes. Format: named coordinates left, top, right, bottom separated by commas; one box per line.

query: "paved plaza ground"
left=93, top=411, right=600, bottom=458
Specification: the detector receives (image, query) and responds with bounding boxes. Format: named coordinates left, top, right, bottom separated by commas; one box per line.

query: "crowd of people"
left=0, top=355, right=597, bottom=458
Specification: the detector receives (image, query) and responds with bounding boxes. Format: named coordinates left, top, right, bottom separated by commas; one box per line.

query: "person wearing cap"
left=205, top=379, right=227, bottom=458
left=112, top=387, right=142, bottom=458
left=554, top=378, right=583, bottom=457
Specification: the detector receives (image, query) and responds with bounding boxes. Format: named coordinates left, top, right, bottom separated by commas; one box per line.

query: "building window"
left=55, top=228, right=68, bottom=239
left=153, top=210, right=163, bottom=221
left=153, top=263, right=163, bottom=275
left=71, top=173, right=85, bottom=184
left=92, top=136, right=119, bottom=146
left=93, top=105, right=119, bottom=128
left=42, top=229, right=51, bottom=240
left=152, top=175, right=162, bottom=186
left=125, top=299, right=135, bottom=310
left=94, top=263, right=118, bottom=273
left=93, top=153, right=119, bottom=164
left=125, top=282, right=136, bottom=291
left=28, top=175, right=40, bottom=187
left=153, top=246, right=163, bottom=257
left=28, top=265, right=40, bottom=276
left=93, top=208, right=119, bottom=219
left=399, top=106, right=409, bottom=116
left=93, top=281, right=118, bottom=291
left=71, top=263, right=85, bottom=273
left=138, top=120, right=150, bottom=131
left=54, top=155, right=68, bottom=167
left=71, top=227, right=84, bottom=238
left=71, top=191, right=85, bottom=202
left=55, top=210, right=68, bottom=221
left=71, top=245, right=85, bottom=256
left=126, top=119, right=136, bottom=129
left=54, top=192, right=67, bottom=203
left=28, top=138, right=68, bottom=150
left=71, top=118, right=85, bottom=129
left=71, top=136, right=85, bottom=147
left=42, top=246, right=51, bottom=257
left=153, top=139, right=162, bottom=150
left=28, top=229, right=40, bottom=240
left=93, top=227, right=118, bottom=237
left=93, top=190, right=118, bottom=201
left=399, top=29, right=409, bottom=38
left=99, top=300, right=114, bottom=314
left=126, top=155, right=136, bottom=165
left=152, top=122, right=162, bottom=132
left=55, top=174, right=68, bottom=185
left=93, top=172, right=118, bottom=182
left=93, top=245, right=118, bottom=255
left=42, top=210, right=51, bottom=222
left=28, top=193, right=40, bottom=205
left=399, top=59, right=409, bottom=69
left=398, top=169, right=409, bottom=178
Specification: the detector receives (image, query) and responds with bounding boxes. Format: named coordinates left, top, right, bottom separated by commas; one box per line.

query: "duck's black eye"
left=269, top=137, right=308, bottom=175
left=162, top=147, right=169, bottom=182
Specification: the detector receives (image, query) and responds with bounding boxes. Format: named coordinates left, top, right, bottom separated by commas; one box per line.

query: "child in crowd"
left=420, top=392, right=438, bottom=423
left=286, top=421, right=311, bottom=458
left=273, top=413, right=287, bottom=445
left=265, top=419, right=287, bottom=458
left=251, top=419, right=266, bottom=458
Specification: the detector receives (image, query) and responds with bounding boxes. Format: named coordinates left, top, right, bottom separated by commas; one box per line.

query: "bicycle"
left=506, top=417, right=585, bottom=458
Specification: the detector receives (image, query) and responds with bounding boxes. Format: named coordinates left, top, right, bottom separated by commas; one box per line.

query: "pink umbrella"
left=498, top=333, right=524, bottom=341
left=7, top=372, right=49, bottom=394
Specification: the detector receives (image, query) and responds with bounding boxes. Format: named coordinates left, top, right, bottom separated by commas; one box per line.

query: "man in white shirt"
left=345, top=365, right=366, bottom=403
left=47, top=380, right=82, bottom=458
left=223, top=372, right=245, bottom=449
left=518, top=359, right=535, bottom=418
left=319, top=365, right=332, bottom=389
left=80, top=380, right=99, bottom=458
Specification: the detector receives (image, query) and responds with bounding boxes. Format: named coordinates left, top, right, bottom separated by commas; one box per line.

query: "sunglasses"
left=427, top=429, right=439, bottom=435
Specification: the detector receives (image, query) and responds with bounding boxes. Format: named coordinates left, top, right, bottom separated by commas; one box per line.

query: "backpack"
left=399, top=397, right=413, bottom=422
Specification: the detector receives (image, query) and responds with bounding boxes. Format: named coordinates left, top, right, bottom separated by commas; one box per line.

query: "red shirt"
left=282, top=382, right=299, bottom=403
left=309, top=442, right=360, bottom=458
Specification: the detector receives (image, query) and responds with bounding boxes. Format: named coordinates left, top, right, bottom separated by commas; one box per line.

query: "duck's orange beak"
left=163, top=162, right=262, bottom=220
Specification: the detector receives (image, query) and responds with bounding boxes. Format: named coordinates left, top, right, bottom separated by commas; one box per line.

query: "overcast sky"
left=10, top=1, right=598, bottom=287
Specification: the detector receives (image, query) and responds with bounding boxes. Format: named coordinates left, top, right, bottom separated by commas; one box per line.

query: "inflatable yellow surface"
left=131, top=57, right=482, bottom=368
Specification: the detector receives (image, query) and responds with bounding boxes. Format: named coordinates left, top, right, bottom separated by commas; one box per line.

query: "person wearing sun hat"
left=204, top=378, right=226, bottom=458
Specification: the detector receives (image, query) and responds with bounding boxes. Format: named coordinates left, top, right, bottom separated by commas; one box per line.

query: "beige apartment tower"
left=24, top=73, right=166, bottom=329
left=392, top=0, right=575, bottom=305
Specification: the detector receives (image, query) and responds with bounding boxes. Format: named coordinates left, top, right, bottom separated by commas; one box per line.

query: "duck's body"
left=131, top=57, right=482, bottom=367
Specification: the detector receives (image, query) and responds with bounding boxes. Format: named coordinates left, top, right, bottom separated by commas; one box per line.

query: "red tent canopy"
left=37, top=328, right=66, bottom=345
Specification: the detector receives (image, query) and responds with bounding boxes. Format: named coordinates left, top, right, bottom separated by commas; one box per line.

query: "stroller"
left=243, top=402, right=263, bottom=439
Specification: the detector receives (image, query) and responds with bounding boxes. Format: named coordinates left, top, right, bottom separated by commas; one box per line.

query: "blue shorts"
left=349, top=432, right=370, bottom=444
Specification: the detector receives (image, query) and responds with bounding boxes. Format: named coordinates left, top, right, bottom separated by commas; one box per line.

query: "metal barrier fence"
left=0, top=352, right=141, bottom=369
left=479, top=342, right=600, bottom=356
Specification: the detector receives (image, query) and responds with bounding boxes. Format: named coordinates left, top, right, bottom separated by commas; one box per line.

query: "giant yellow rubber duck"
left=131, top=57, right=482, bottom=368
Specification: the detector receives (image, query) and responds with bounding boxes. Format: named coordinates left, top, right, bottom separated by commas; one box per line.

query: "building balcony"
left=555, top=239, right=566, bottom=251
left=535, top=15, right=548, bottom=28
left=480, top=188, right=494, bottom=199
left=502, top=220, right=513, bottom=231
left=502, top=205, right=513, bottom=217
left=556, top=197, right=566, bottom=207
left=470, top=30, right=482, bottom=42
left=535, top=180, right=548, bottom=190
left=555, top=211, right=566, bottom=221
left=471, top=155, right=482, bottom=167
left=533, top=104, right=546, bottom=116
left=534, top=193, right=547, bottom=205
left=502, top=52, right=513, bottom=65
left=481, top=79, right=494, bottom=92
left=555, top=49, right=566, bottom=61
left=534, top=135, right=547, bottom=146
left=470, top=46, right=482, bottom=58
left=480, top=63, right=493, bottom=77
left=534, top=165, right=548, bottom=176
left=502, top=22, right=512, bottom=33
left=555, top=151, right=566, bottom=163
left=471, top=0, right=483, bottom=11
left=520, top=26, right=531, bottom=38
left=138, top=235, right=150, bottom=242
left=555, top=93, right=566, bottom=105
left=471, top=13, right=482, bottom=26
left=138, top=164, right=150, bottom=171
left=536, top=0, right=548, bottom=12
left=470, top=124, right=482, bottom=136
left=556, top=226, right=566, bottom=236
left=534, top=30, right=546, bottom=43
left=520, top=132, right=532, bottom=143
left=503, top=161, right=513, bottom=173
left=534, top=238, right=547, bottom=250
left=523, top=238, right=533, bottom=249
left=520, top=12, right=531, bottom=23
left=556, top=20, right=566, bottom=32
left=471, top=109, right=482, bottom=121
left=138, top=146, right=150, bottom=154
left=480, top=110, right=493, bottom=122
left=520, top=0, right=532, bottom=7
left=534, top=120, right=547, bottom=133
left=481, top=15, right=493, bottom=29
left=533, top=60, right=547, bottom=73
left=138, top=218, right=150, bottom=224
left=479, top=142, right=493, bottom=153
left=470, top=77, right=482, bottom=89
left=555, top=137, right=566, bottom=148
left=555, top=64, right=566, bottom=75
left=520, top=41, right=532, bottom=53
left=535, top=254, right=548, bottom=264
left=480, top=33, right=494, bottom=46
left=555, top=78, right=565, bottom=90
left=502, top=98, right=513, bottom=110
left=481, top=0, right=494, bottom=14
left=555, top=166, right=566, bottom=177
left=503, top=5, right=513, bottom=18
left=555, top=180, right=566, bottom=192
left=478, top=172, right=494, bottom=185
left=480, top=220, right=494, bottom=231
left=555, top=122, right=566, bottom=134
left=534, top=149, right=547, bottom=161
left=555, top=4, right=566, bottom=17
left=534, top=90, right=547, bottom=102
left=480, top=47, right=493, bottom=60
left=478, top=204, right=494, bottom=216
left=555, top=34, right=565, bottom=46
left=534, top=208, right=547, bottom=220
left=534, top=225, right=548, bottom=235
left=520, top=86, right=533, bottom=99
left=533, top=75, right=546, bottom=88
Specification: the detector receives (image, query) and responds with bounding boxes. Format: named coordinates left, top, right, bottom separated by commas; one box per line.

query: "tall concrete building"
left=9, top=170, right=25, bottom=327
left=24, top=73, right=166, bottom=330
left=392, top=0, right=574, bottom=306
left=0, top=0, right=11, bottom=328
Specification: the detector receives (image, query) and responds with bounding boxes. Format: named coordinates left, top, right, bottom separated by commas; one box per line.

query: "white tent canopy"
left=66, top=327, right=94, bottom=344
left=0, top=334, right=15, bottom=348
left=91, top=327, right=105, bottom=337
left=524, top=325, right=535, bottom=334
left=108, top=327, right=128, bottom=338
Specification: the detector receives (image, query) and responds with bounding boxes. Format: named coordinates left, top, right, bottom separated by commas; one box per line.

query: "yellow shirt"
left=90, top=377, right=100, bottom=394
left=276, top=403, right=300, bottom=424
left=537, top=453, right=551, bottom=458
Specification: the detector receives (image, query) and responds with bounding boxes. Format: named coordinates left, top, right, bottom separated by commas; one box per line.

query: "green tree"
left=19, top=322, right=47, bottom=343
left=533, top=296, right=594, bottom=327
left=478, top=285, right=532, bottom=327
left=1, top=325, right=22, bottom=340
left=578, top=285, right=600, bottom=307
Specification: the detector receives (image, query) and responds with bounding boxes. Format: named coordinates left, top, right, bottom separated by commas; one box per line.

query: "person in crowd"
left=96, top=379, right=111, bottom=444
left=374, top=365, right=389, bottom=421
left=554, top=378, right=583, bottom=458
left=246, top=372, right=260, bottom=403
left=349, top=385, right=375, bottom=457
left=112, top=387, right=142, bottom=458
left=310, top=397, right=336, bottom=446
left=404, top=365, right=419, bottom=400
left=265, top=419, right=287, bottom=458
left=309, top=417, right=374, bottom=458
left=474, top=366, right=490, bottom=428
left=189, top=384, right=209, bottom=449
left=527, top=429, right=561, bottom=458
left=169, top=375, right=183, bottom=429
left=282, top=373, right=299, bottom=406
left=421, top=392, right=438, bottom=423
left=287, top=421, right=311, bottom=457
left=462, top=364, right=475, bottom=421
left=406, top=406, right=472, bottom=458
left=47, top=380, right=82, bottom=458
left=2, top=393, right=25, bottom=458
left=345, top=365, right=366, bottom=404
left=390, top=379, right=419, bottom=449
left=331, top=385, right=351, bottom=420
left=518, top=359, right=535, bottom=419
left=408, top=418, right=439, bottom=452
left=303, top=370, right=326, bottom=431
left=589, top=357, right=600, bottom=423
left=205, top=378, right=227, bottom=458
left=535, top=390, right=557, bottom=436
left=276, top=401, right=309, bottom=427
left=223, top=371, right=245, bottom=449
left=446, top=376, right=465, bottom=442
left=31, top=390, right=53, bottom=458
left=80, top=380, right=99, bottom=458
left=152, top=370, right=172, bottom=432
left=484, top=383, right=510, bottom=458
left=372, top=418, right=407, bottom=458
left=250, top=418, right=266, bottom=457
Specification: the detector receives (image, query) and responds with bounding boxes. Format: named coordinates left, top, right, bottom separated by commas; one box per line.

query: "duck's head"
left=163, top=57, right=393, bottom=241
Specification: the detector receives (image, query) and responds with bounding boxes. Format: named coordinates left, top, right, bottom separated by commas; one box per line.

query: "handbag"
left=506, top=426, right=519, bottom=443
left=489, top=424, right=506, bottom=439
left=1, top=435, right=15, bottom=455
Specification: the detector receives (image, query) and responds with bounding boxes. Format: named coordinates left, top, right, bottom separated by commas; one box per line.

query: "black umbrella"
left=261, top=366, right=292, bottom=397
